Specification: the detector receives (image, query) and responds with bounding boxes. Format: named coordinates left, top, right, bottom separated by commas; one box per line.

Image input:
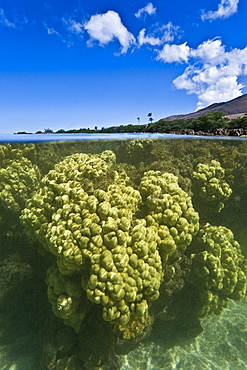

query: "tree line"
left=30, top=111, right=247, bottom=135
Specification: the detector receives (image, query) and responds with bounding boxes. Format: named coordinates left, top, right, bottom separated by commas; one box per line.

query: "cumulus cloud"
left=201, top=0, right=239, bottom=20
left=157, top=42, right=190, bottom=63
left=135, top=3, right=156, bottom=18
left=0, top=8, right=17, bottom=28
left=84, top=10, right=135, bottom=53
left=158, top=38, right=247, bottom=109
left=190, top=38, right=225, bottom=61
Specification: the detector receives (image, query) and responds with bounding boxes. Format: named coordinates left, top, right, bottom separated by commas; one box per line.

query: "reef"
left=0, top=140, right=247, bottom=369
left=0, top=144, right=41, bottom=213
left=189, top=223, right=247, bottom=317
left=20, top=151, right=200, bottom=331
left=192, top=160, right=232, bottom=213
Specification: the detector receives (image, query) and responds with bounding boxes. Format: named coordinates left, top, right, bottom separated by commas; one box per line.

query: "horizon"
left=0, top=0, right=247, bottom=134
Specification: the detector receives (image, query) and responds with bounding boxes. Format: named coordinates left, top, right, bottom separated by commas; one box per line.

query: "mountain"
left=163, top=94, right=247, bottom=121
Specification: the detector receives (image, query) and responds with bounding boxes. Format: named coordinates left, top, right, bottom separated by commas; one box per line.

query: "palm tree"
left=147, top=112, right=153, bottom=123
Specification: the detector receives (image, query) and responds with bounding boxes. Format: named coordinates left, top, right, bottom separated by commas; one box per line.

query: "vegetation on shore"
left=16, top=111, right=247, bottom=135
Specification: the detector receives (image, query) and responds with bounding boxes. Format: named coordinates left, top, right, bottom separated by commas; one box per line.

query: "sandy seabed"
left=0, top=297, right=246, bottom=370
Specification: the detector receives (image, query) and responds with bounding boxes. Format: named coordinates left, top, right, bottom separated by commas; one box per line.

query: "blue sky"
left=0, top=0, right=247, bottom=133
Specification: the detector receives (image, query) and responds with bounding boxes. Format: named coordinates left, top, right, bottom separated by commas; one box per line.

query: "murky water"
left=0, top=135, right=247, bottom=369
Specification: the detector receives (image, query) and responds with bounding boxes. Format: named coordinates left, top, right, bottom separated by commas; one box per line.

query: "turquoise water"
left=0, top=135, right=247, bottom=369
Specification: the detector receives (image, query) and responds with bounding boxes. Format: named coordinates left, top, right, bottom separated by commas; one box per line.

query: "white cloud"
left=138, top=28, right=161, bottom=46
left=44, top=20, right=77, bottom=47
left=138, top=22, right=180, bottom=46
left=0, top=8, right=28, bottom=28
left=63, top=18, right=83, bottom=35
left=159, top=38, right=247, bottom=109
left=44, top=23, right=60, bottom=36
left=0, top=8, right=16, bottom=28
left=84, top=10, right=135, bottom=53
left=201, top=0, right=239, bottom=20
left=44, top=15, right=84, bottom=47
left=196, top=76, right=243, bottom=108
left=157, top=42, right=190, bottom=63
left=190, top=39, right=225, bottom=61
left=135, top=3, right=156, bottom=18
left=161, top=22, right=180, bottom=43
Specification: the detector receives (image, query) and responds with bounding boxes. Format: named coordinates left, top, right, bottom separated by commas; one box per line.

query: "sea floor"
left=0, top=298, right=247, bottom=370
left=118, top=297, right=247, bottom=370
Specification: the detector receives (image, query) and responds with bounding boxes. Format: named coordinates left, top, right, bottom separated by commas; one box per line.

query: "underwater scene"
left=0, top=135, right=247, bottom=370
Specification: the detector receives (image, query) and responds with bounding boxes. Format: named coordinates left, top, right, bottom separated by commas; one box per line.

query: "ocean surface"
left=0, top=134, right=247, bottom=369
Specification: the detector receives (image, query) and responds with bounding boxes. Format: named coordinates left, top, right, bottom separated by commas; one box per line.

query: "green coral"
left=139, top=170, right=199, bottom=260
left=192, top=160, right=232, bottom=212
left=20, top=151, right=200, bottom=330
left=20, top=151, right=120, bottom=270
left=0, top=154, right=41, bottom=213
left=116, top=139, right=155, bottom=165
left=0, top=144, right=9, bottom=162
left=46, top=266, right=88, bottom=332
left=190, top=223, right=247, bottom=317
left=86, top=217, right=163, bottom=326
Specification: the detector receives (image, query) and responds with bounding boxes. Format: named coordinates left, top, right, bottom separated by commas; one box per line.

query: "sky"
left=0, top=0, right=247, bottom=133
